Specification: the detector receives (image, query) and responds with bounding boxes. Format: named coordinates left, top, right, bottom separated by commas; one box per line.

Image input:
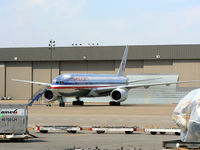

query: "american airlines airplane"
left=13, top=46, right=199, bottom=107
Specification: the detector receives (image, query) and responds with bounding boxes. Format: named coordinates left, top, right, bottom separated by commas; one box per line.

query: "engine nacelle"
left=110, top=88, right=128, bottom=102
left=44, top=89, right=57, bottom=102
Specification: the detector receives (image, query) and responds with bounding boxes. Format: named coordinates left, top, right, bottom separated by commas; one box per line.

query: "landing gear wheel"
left=59, top=102, right=65, bottom=107
left=67, top=130, right=77, bottom=134
left=97, top=131, right=105, bottom=134
left=175, top=132, right=180, bottom=136
left=150, top=131, right=157, bottom=135
left=125, top=131, right=133, bottom=134
left=72, top=100, right=84, bottom=106
left=109, top=101, right=120, bottom=106
left=46, top=103, right=51, bottom=107
left=160, top=132, right=166, bottom=135
left=59, top=97, right=65, bottom=107
left=40, top=130, right=48, bottom=133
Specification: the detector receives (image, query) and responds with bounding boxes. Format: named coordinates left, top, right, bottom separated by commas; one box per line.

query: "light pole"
left=0, top=65, right=4, bottom=99
left=48, top=40, right=56, bottom=82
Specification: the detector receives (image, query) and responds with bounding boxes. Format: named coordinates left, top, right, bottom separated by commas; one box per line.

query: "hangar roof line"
left=0, top=44, right=200, bottom=61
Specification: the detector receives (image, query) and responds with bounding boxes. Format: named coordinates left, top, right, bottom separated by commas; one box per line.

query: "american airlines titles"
left=0, top=109, right=18, bottom=114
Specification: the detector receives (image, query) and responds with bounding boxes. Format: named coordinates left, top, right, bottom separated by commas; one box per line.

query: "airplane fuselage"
left=51, top=73, right=127, bottom=97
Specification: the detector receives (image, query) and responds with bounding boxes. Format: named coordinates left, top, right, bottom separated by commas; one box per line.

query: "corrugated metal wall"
left=173, top=60, right=200, bottom=87
left=6, top=62, right=32, bottom=99
left=87, top=61, right=115, bottom=74
left=116, top=60, right=144, bottom=75
left=143, top=60, right=173, bottom=74
left=33, top=62, right=51, bottom=97
left=60, top=61, right=88, bottom=74
left=1, top=45, right=200, bottom=61
left=32, top=62, right=59, bottom=97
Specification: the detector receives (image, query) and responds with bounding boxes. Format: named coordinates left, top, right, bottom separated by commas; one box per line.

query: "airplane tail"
left=117, top=45, right=128, bottom=76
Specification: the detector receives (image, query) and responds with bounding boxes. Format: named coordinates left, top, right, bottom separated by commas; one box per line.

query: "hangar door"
left=33, top=62, right=59, bottom=96
left=6, top=62, right=32, bottom=100
left=115, top=60, right=144, bottom=75
left=61, top=61, right=87, bottom=74
left=61, top=61, right=115, bottom=74
left=173, top=60, right=200, bottom=87
left=87, top=61, right=115, bottom=74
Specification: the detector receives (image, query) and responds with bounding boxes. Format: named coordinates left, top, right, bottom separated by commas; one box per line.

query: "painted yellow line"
left=145, top=91, right=150, bottom=104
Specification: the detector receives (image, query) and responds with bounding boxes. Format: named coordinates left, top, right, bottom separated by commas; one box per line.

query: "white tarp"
left=172, top=88, right=200, bottom=142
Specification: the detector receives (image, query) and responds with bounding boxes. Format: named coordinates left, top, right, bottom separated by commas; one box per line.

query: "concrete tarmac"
left=0, top=101, right=179, bottom=150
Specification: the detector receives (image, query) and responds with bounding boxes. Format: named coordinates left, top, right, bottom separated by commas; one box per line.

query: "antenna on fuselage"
left=117, top=45, right=128, bottom=76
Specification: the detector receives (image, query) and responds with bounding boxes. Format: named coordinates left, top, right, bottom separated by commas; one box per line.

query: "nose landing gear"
left=59, top=97, right=65, bottom=107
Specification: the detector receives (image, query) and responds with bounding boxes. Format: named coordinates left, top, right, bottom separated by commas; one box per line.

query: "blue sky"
left=0, top=0, right=200, bottom=47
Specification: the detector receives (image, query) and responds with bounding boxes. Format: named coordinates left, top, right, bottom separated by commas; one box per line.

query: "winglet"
left=117, top=45, right=128, bottom=76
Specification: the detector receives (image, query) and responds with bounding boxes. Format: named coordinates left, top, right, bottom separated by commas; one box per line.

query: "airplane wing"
left=12, top=79, right=51, bottom=86
left=94, top=80, right=200, bottom=94
left=127, top=77, right=162, bottom=84
left=123, top=80, right=200, bottom=89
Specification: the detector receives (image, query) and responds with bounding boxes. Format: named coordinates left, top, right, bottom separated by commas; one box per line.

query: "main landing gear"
left=59, top=97, right=65, bottom=107
left=109, top=101, right=121, bottom=106
left=46, top=103, right=52, bottom=107
left=72, top=97, right=84, bottom=106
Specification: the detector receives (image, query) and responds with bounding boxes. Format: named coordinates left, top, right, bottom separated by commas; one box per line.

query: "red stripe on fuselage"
left=51, top=86, right=115, bottom=89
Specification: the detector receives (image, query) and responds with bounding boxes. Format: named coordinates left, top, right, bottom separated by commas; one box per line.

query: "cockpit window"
left=52, top=74, right=71, bottom=84
left=54, top=81, right=64, bottom=84
left=62, top=74, right=71, bottom=80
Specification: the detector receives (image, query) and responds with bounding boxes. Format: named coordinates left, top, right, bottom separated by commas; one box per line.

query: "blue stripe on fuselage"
left=52, top=73, right=127, bottom=85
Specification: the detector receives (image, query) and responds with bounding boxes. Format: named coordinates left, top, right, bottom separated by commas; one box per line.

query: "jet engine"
left=111, top=88, right=128, bottom=102
left=44, top=89, right=57, bottom=102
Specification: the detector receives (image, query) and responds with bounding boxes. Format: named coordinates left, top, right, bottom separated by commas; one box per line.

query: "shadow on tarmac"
left=0, top=139, right=46, bottom=143
left=32, top=103, right=174, bottom=108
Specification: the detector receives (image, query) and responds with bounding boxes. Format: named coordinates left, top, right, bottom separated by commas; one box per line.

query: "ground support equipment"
left=34, top=125, right=82, bottom=133
left=145, top=128, right=181, bottom=135
left=89, top=126, right=138, bottom=134
left=163, top=140, right=200, bottom=149
left=0, top=133, right=28, bottom=141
